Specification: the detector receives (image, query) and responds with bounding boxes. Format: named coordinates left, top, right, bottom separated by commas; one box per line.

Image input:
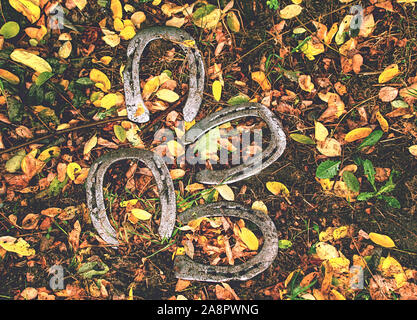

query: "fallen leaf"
left=21, top=213, right=40, bottom=230
left=252, top=200, right=268, bottom=214
left=0, top=236, right=35, bottom=256
left=298, top=75, right=314, bottom=92
left=280, top=4, right=302, bottom=19
left=111, top=0, right=123, bottom=19
left=20, top=287, right=38, bottom=300
left=156, top=89, right=179, bottom=103
left=251, top=71, right=271, bottom=91
left=345, top=127, right=373, bottom=142
left=215, top=184, right=235, bottom=201
left=0, top=69, right=20, bottom=85
left=9, top=0, right=40, bottom=23
left=379, top=64, right=400, bottom=84
left=266, top=181, right=290, bottom=196
left=316, top=242, right=339, bottom=260
left=379, top=86, right=399, bottom=102
left=316, top=138, right=342, bottom=157
left=83, top=135, right=97, bottom=155
left=315, top=121, right=329, bottom=142
left=409, top=145, right=417, bottom=156
left=10, top=49, right=52, bottom=74
left=130, top=208, right=152, bottom=221
left=212, top=80, right=222, bottom=101
left=67, top=162, right=81, bottom=181
left=375, top=111, right=389, bottom=132
left=369, top=232, right=396, bottom=248
left=175, top=279, right=191, bottom=292
left=237, top=227, right=259, bottom=251
left=90, top=69, right=111, bottom=92
left=167, top=140, right=185, bottom=157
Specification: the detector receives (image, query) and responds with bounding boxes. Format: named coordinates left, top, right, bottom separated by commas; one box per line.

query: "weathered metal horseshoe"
left=86, top=149, right=176, bottom=246
left=183, top=102, right=287, bottom=185
left=123, top=26, right=205, bottom=123
left=173, top=201, right=279, bottom=282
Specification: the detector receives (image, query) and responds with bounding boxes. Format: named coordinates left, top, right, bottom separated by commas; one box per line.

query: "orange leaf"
left=344, top=127, right=372, bottom=142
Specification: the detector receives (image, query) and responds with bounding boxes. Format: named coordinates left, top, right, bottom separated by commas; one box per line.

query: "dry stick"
left=0, top=116, right=127, bottom=156
left=1, top=96, right=187, bottom=156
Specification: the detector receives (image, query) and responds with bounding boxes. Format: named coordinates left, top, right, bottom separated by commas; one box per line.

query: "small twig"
left=0, top=116, right=128, bottom=156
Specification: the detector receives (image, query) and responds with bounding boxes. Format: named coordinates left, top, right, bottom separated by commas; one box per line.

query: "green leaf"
left=358, top=130, right=383, bottom=150
left=193, top=4, right=216, bottom=21
left=5, top=150, right=26, bottom=173
left=316, top=160, right=341, bottom=179
left=342, top=171, right=360, bottom=192
left=193, top=127, right=221, bottom=159
left=391, top=100, right=409, bottom=109
left=357, top=192, right=376, bottom=201
left=290, top=133, right=315, bottom=145
left=0, top=21, right=20, bottom=39
left=227, top=94, right=250, bottom=106
left=7, top=96, right=24, bottom=123
left=363, top=159, right=376, bottom=190
left=76, top=77, right=95, bottom=86
left=114, top=125, right=126, bottom=142
left=278, top=239, right=293, bottom=249
left=36, top=72, right=54, bottom=86
left=379, top=195, right=400, bottom=209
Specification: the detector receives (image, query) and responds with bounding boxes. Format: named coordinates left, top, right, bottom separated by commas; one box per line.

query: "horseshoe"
left=173, top=201, right=279, bottom=282
left=123, top=26, right=205, bottom=124
left=183, top=102, right=287, bottom=185
left=85, top=149, right=176, bottom=246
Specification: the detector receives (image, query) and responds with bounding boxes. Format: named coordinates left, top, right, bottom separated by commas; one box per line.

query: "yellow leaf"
left=113, top=18, right=124, bottom=31
left=83, top=135, right=97, bottom=155
left=99, top=56, right=113, bottom=65
left=111, top=0, right=123, bottom=19
left=58, top=41, right=72, bottom=59
left=185, top=183, right=205, bottom=193
left=333, top=226, right=349, bottom=240
left=128, top=286, right=134, bottom=300
left=10, top=49, right=52, bottom=74
left=324, top=23, right=338, bottom=44
left=193, top=8, right=222, bottom=29
left=299, top=38, right=325, bottom=60
left=314, top=121, right=328, bottom=142
left=142, top=76, right=160, bottom=99
left=120, top=199, right=138, bottom=207
left=279, top=4, right=302, bottom=19
left=0, top=236, right=35, bottom=256
left=120, top=26, right=136, bottom=40
left=0, top=69, right=20, bottom=85
left=330, top=289, right=346, bottom=300
left=215, top=184, right=235, bottom=201
left=130, top=208, right=152, bottom=221
left=156, top=89, right=180, bottom=103
left=226, top=12, right=240, bottom=32
left=90, top=69, right=111, bottom=92
left=102, top=34, right=121, bottom=47
left=100, top=93, right=118, bottom=109
left=266, top=181, right=290, bottom=196
left=369, top=232, right=396, bottom=248
left=73, top=0, right=87, bottom=10
left=170, top=169, right=185, bottom=180
left=238, top=227, right=259, bottom=251
left=167, top=140, right=185, bottom=157
left=252, top=200, right=268, bottom=214
left=38, top=146, right=60, bottom=162
left=9, top=0, right=40, bottom=23
left=212, top=80, right=222, bottom=101
left=375, top=111, right=389, bottom=132
left=251, top=71, right=271, bottom=91
left=67, top=162, right=81, bottom=181
left=378, top=64, right=400, bottom=84
left=344, top=127, right=373, bottom=142
left=409, top=145, right=417, bottom=157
